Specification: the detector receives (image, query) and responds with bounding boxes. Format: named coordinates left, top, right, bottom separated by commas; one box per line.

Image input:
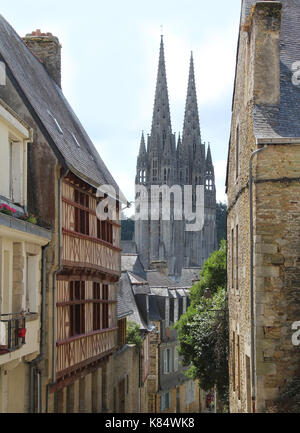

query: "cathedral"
left=135, top=36, right=217, bottom=279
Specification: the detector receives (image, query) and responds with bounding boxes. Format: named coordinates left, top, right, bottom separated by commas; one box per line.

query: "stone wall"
left=227, top=1, right=300, bottom=413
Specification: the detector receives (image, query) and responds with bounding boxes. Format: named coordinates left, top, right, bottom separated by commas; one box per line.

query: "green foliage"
left=190, top=239, right=227, bottom=304
left=174, top=241, right=229, bottom=405
left=266, top=377, right=300, bottom=413
left=121, top=217, right=135, bottom=241
left=126, top=320, right=143, bottom=348
left=216, top=202, right=227, bottom=247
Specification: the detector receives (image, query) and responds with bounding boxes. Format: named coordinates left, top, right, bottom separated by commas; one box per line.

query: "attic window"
left=47, top=110, right=63, bottom=135
left=70, top=131, right=81, bottom=148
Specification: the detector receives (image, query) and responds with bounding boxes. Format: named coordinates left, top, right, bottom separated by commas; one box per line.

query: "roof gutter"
left=256, top=137, right=300, bottom=145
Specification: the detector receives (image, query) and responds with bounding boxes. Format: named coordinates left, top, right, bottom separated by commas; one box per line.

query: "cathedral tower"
left=135, top=37, right=217, bottom=278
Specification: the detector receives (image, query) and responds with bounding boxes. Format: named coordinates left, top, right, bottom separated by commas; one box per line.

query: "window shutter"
left=11, top=141, right=23, bottom=205
left=164, top=349, right=168, bottom=374
left=174, top=346, right=179, bottom=371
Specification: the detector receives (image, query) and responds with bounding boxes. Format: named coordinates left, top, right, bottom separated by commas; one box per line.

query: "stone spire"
left=138, top=132, right=147, bottom=158
left=206, top=142, right=213, bottom=167
left=151, top=36, right=172, bottom=138
left=182, top=52, right=201, bottom=151
left=136, top=132, right=147, bottom=184
left=205, top=143, right=215, bottom=193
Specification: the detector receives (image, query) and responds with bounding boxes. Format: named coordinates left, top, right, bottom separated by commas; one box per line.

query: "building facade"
left=120, top=243, right=202, bottom=413
left=135, top=37, right=217, bottom=279
left=0, top=19, right=123, bottom=413
left=0, top=100, right=51, bottom=413
left=227, top=0, right=300, bottom=413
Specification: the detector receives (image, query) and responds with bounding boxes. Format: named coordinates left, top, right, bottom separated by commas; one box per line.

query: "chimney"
left=23, top=30, right=62, bottom=88
left=250, top=1, right=282, bottom=105
left=150, top=261, right=169, bottom=276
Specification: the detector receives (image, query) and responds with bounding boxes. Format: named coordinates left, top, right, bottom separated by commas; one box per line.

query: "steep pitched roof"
left=0, top=15, right=123, bottom=196
left=227, top=0, right=300, bottom=189
left=117, top=272, right=149, bottom=329
left=235, top=1, right=300, bottom=140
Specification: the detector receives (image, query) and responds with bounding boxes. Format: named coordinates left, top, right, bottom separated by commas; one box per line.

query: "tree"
left=121, top=216, right=135, bottom=241
left=126, top=320, right=143, bottom=348
left=174, top=240, right=229, bottom=407
left=216, top=202, right=227, bottom=247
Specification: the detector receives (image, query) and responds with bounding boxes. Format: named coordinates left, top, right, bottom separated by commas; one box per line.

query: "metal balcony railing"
left=0, top=312, right=27, bottom=355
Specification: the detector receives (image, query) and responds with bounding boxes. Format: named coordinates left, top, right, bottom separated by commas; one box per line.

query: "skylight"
left=47, top=110, right=63, bottom=135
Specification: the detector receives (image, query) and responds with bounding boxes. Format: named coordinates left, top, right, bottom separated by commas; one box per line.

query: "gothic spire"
left=206, top=142, right=213, bottom=168
left=151, top=36, right=172, bottom=137
left=182, top=52, right=201, bottom=146
left=138, top=131, right=147, bottom=158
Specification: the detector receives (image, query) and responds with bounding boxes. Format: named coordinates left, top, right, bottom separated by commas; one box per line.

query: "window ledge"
left=0, top=212, right=51, bottom=240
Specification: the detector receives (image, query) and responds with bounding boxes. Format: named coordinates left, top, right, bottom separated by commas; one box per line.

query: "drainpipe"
left=249, top=145, right=267, bottom=414
left=46, top=167, right=68, bottom=412
left=28, top=241, right=50, bottom=413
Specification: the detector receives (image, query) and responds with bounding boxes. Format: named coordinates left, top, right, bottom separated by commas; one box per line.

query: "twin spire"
left=142, top=36, right=203, bottom=156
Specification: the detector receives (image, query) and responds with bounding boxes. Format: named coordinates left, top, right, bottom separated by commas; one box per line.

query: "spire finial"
left=160, top=24, right=163, bottom=36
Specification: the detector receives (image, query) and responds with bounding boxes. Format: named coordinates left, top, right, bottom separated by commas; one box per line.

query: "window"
left=178, top=298, right=183, bottom=319
left=174, top=346, right=179, bottom=371
left=232, top=332, right=236, bottom=392
left=164, top=348, right=172, bottom=374
left=174, top=298, right=179, bottom=323
left=165, top=298, right=170, bottom=328
left=185, top=381, right=195, bottom=405
left=69, top=281, right=85, bottom=337
left=231, top=228, right=234, bottom=290
left=246, top=355, right=251, bottom=412
left=25, top=254, right=39, bottom=313
left=117, top=318, right=127, bottom=346
left=169, top=298, right=174, bottom=324
left=74, top=190, right=89, bottom=235
left=102, top=284, right=109, bottom=329
left=152, top=159, right=158, bottom=181
left=236, top=126, right=239, bottom=179
left=237, top=335, right=241, bottom=400
left=236, top=225, right=239, bottom=292
left=164, top=168, right=167, bottom=182
left=160, top=392, right=171, bottom=411
left=97, top=220, right=113, bottom=244
left=93, top=282, right=101, bottom=331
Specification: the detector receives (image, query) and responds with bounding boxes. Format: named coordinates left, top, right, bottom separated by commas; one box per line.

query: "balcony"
left=0, top=312, right=40, bottom=365
left=0, top=312, right=27, bottom=355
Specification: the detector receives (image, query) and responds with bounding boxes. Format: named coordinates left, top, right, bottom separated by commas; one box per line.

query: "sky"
left=2, top=0, right=241, bottom=213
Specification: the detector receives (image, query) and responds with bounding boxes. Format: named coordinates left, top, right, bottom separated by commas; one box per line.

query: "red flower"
left=0, top=204, right=16, bottom=213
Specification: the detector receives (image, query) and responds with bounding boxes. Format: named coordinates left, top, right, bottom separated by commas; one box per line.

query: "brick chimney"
left=23, top=30, right=62, bottom=88
left=250, top=1, right=282, bottom=105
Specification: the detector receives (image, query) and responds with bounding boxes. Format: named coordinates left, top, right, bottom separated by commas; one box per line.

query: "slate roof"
left=242, top=1, right=300, bottom=139
left=146, top=270, right=178, bottom=289
left=121, top=254, right=147, bottom=279
left=0, top=15, right=125, bottom=200
left=117, top=272, right=150, bottom=329
left=176, top=268, right=201, bottom=288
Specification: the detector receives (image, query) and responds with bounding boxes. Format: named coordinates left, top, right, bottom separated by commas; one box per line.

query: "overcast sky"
left=2, top=0, right=241, bottom=210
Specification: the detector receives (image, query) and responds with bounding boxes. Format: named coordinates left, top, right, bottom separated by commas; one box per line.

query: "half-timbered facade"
left=54, top=174, right=121, bottom=394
